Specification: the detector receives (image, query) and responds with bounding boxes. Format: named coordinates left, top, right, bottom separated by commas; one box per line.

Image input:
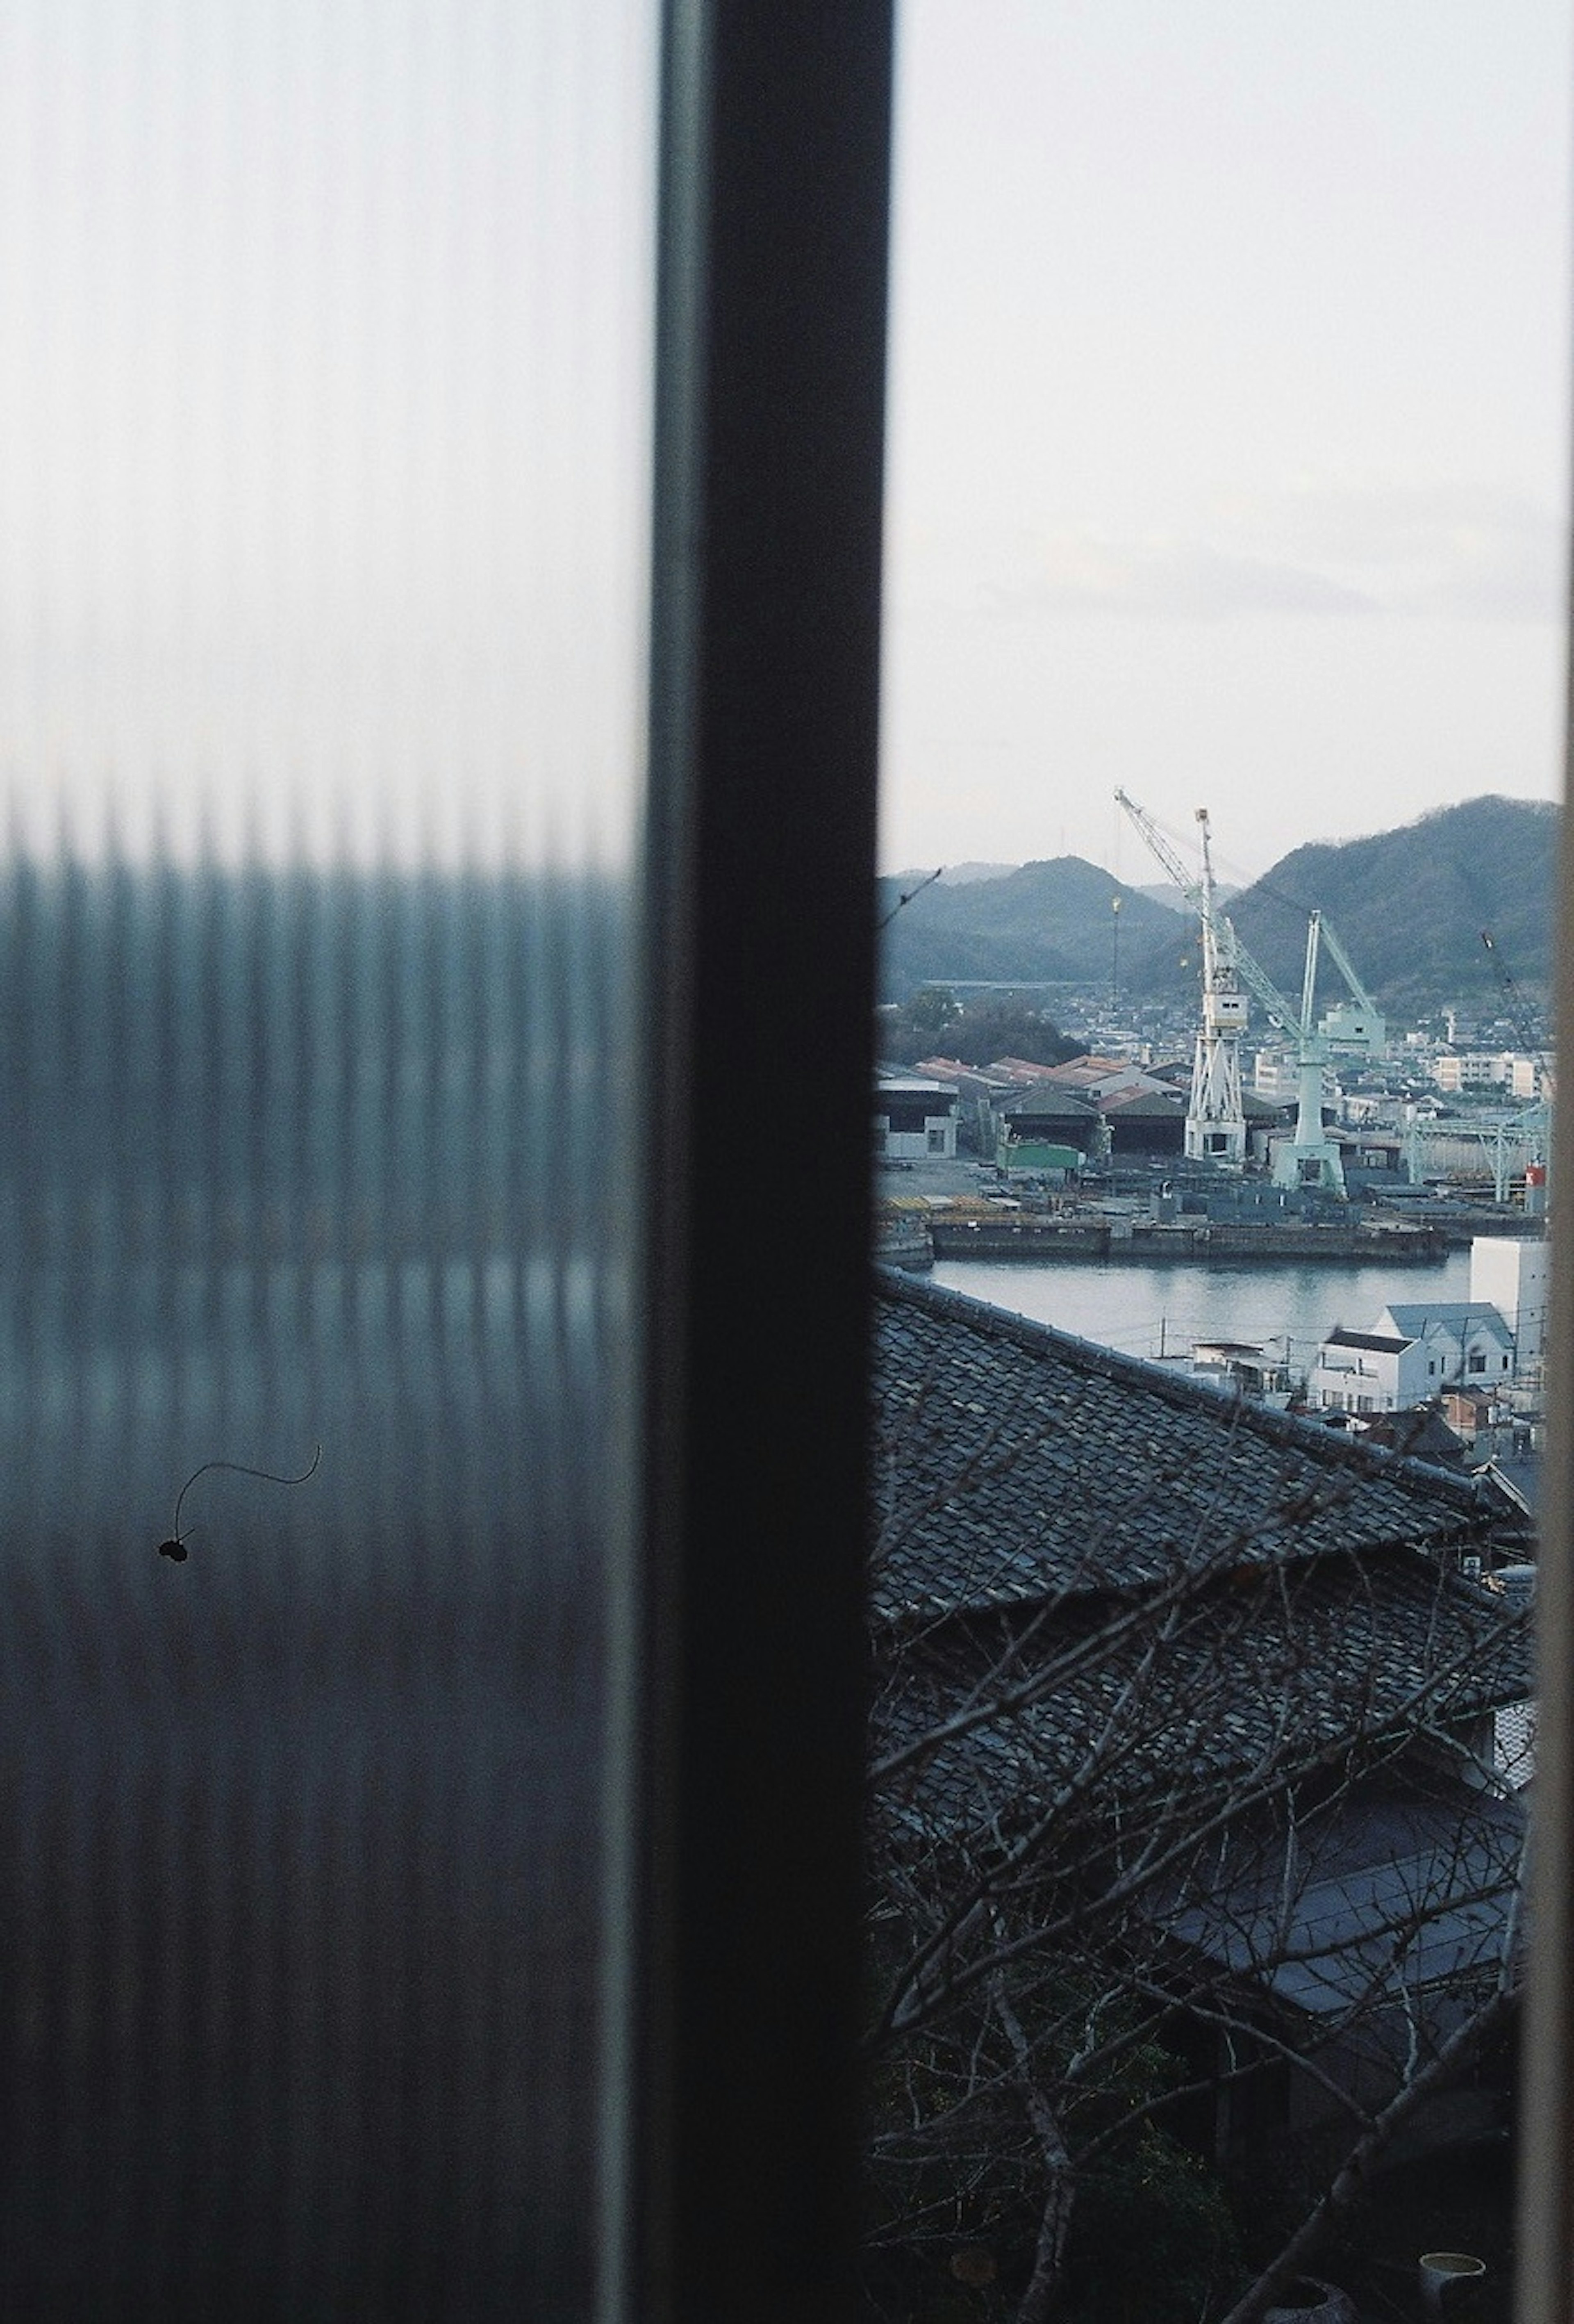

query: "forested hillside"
left=880, top=797, right=1558, bottom=1018
left=876, top=857, right=1177, bottom=1002
left=1218, top=796, right=1558, bottom=1014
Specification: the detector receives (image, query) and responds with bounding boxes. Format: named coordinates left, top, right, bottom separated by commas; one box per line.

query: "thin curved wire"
left=172, top=1443, right=323, bottom=1545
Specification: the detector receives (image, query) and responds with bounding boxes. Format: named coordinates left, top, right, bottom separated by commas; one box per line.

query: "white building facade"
left=1310, top=1301, right=1516, bottom=1415
left=1471, top=1235, right=1550, bottom=1370
left=1432, top=1050, right=1545, bottom=1098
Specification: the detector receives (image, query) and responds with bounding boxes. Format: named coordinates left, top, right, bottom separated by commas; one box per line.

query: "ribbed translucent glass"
left=0, top=6, right=654, bottom=2310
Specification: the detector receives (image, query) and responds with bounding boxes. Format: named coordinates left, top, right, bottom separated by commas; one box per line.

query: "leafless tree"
left=862, top=1328, right=1530, bottom=2324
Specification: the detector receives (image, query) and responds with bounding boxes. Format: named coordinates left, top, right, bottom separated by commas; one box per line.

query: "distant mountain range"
left=878, top=854, right=1180, bottom=998
left=878, top=795, right=1558, bottom=1021
left=1132, top=879, right=1238, bottom=914
left=1211, top=796, right=1558, bottom=1017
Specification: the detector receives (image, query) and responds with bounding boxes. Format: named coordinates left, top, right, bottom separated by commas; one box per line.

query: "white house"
left=1309, top=1301, right=1516, bottom=1416
left=1308, top=1326, right=1412, bottom=1415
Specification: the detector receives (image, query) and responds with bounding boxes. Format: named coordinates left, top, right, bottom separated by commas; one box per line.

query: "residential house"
left=1187, top=1339, right=1294, bottom=1405
left=1307, top=1325, right=1415, bottom=1416
left=1443, top=1385, right=1503, bottom=1447
left=1359, top=1404, right=1471, bottom=1466
left=1309, top=1302, right=1516, bottom=1416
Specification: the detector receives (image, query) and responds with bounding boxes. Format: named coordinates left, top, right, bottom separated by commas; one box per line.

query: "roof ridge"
left=874, top=1264, right=1493, bottom=1516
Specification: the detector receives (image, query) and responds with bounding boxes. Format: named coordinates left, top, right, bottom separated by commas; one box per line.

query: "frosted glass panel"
left=0, top=5, right=654, bottom=2311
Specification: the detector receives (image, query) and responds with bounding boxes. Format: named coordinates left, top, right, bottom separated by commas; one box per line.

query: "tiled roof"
left=1162, top=1778, right=1524, bottom=2015
left=873, top=1547, right=1529, bottom=1849
left=869, top=1270, right=1531, bottom=2000
left=1382, top=1301, right=1514, bottom=1343
left=1044, top=1054, right=1129, bottom=1079
left=914, top=1057, right=1017, bottom=1091
left=1096, top=1087, right=1185, bottom=1116
left=873, top=1271, right=1517, bottom=1630
left=999, top=1087, right=1100, bottom=1121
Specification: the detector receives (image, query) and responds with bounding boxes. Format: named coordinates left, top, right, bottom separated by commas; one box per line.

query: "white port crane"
left=1113, top=791, right=1248, bottom=1165
left=1240, top=911, right=1368, bottom=1198
left=1115, top=792, right=1386, bottom=1197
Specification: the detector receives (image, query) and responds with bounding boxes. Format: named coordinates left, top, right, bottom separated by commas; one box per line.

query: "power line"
left=878, top=866, right=943, bottom=932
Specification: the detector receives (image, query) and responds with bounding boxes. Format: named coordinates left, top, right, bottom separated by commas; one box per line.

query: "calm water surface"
left=932, top=1251, right=1476, bottom=1381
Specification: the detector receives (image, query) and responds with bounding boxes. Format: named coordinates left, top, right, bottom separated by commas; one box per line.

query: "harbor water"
left=933, top=1249, right=1476, bottom=1383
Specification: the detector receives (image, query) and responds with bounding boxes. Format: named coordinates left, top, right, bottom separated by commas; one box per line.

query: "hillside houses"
left=1434, top=1048, right=1546, bottom=1100
left=867, top=1270, right=1531, bottom=2293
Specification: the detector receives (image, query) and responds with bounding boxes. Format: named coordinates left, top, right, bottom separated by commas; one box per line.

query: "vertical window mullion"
left=607, top=5, right=895, bottom=2319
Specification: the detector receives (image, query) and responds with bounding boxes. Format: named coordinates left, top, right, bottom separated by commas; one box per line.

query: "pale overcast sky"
left=0, top=0, right=655, bottom=866
left=0, top=8, right=1565, bottom=881
left=879, top=0, right=1573, bottom=884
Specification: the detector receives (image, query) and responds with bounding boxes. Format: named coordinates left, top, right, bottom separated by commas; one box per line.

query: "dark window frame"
left=601, top=7, right=894, bottom=2321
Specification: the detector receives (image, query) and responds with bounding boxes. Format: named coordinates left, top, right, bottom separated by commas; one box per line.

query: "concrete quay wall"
left=922, top=1218, right=1450, bottom=1264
